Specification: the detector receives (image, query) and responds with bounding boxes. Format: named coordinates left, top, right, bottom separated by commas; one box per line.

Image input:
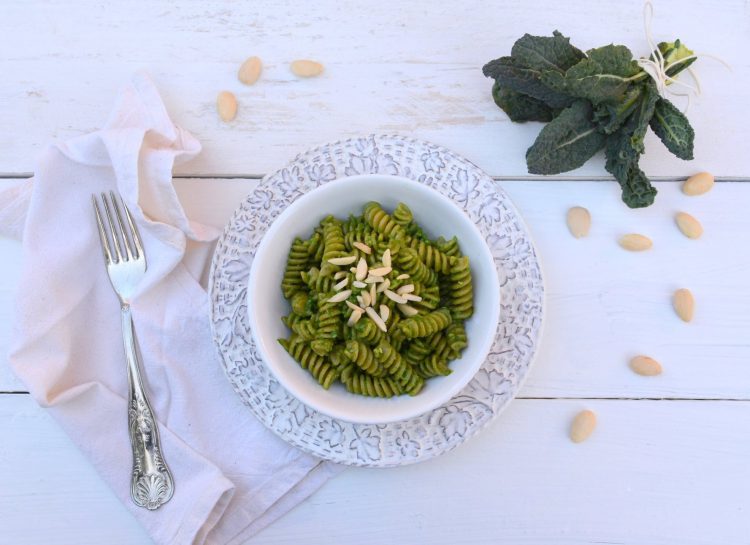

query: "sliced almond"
left=291, top=59, right=324, bottom=78
left=675, top=212, right=703, bottom=239
left=361, top=290, right=371, bottom=307
left=397, top=303, right=419, bottom=317
left=369, top=266, right=392, bottom=277
left=345, top=300, right=363, bottom=312
left=333, top=271, right=347, bottom=280
left=402, top=293, right=422, bottom=302
left=397, top=284, right=415, bottom=295
left=347, top=309, right=363, bottom=326
left=350, top=267, right=358, bottom=273
left=333, top=277, right=349, bottom=291
left=566, top=206, right=591, bottom=238
left=569, top=410, right=596, bottom=443
left=376, top=279, right=390, bottom=293
left=379, top=304, right=390, bottom=323
left=683, top=172, right=714, bottom=196
left=217, top=91, right=238, bottom=122
left=353, top=241, right=372, bottom=255
left=365, top=306, right=388, bottom=332
left=369, top=283, right=377, bottom=307
left=619, top=234, right=653, bottom=251
left=365, top=275, right=384, bottom=283
left=327, top=290, right=351, bottom=303
left=673, top=288, right=695, bottom=322
left=327, top=255, right=357, bottom=266
left=352, top=280, right=367, bottom=289
left=238, top=56, right=262, bottom=85
left=384, top=289, right=408, bottom=304
left=383, top=248, right=392, bottom=268
left=396, top=273, right=410, bottom=280
left=355, top=257, right=368, bottom=281
left=629, top=355, right=662, bottom=376
left=356, top=295, right=365, bottom=307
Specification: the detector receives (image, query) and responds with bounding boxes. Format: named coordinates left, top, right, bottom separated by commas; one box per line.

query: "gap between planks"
left=1, top=391, right=748, bottom=401
left=1, top=173, right=750, bottom=182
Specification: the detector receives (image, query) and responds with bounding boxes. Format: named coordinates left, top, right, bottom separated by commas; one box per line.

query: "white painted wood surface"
left=3, top=395, right=749, bottom=545
left=1, top=0, right=748, bottom=177
left=1, top=0, right=749, bottom=543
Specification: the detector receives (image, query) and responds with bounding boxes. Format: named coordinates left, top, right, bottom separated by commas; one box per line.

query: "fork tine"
left=101, top=192, right=123, bottom=263
left=92, top=195, right=113, bottom=264
left=122, top=197, right=144, bottom=261
left=110, top=191, right=135, bottom=261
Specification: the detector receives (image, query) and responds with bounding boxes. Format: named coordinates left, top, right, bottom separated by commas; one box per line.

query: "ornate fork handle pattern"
left=122, top=304, right=174, bottom=510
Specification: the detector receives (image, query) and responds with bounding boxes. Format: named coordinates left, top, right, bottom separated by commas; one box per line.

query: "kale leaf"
left=604, top=85, right=660, bottom=207
left=542, top=45, right=641, bottom=105
left=482, top=56, right=573, bottom=109
left=483, top=31, right=699, bottom=208
left=492, top=83, right=554, bottom=122
left=593, top=86, right=643, bottom=135
left=510, top=30, right=585, bottom=73
left=649, top=97, right=695, bottom=160
left=526, top=100, right=606, bottom=175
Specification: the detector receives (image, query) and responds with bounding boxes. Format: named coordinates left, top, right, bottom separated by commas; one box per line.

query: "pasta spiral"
left=407, top=238, right=455, bottom=274
left=281, top=237, right=309, bottom=298
left=417, top=354, right=453, bottom=378
left=291, top=318, right=317, bottom=341
left=342, top=371, right=401, bottom=398
left=396, top=247, right=437, bottom=285
left=312, top=295, right=343, bottom=355
left=290, top=291, right=310, bottom=315
left=402, top=338, right=433, bottom=366
left=373, top=339, right=424, bottom=396
left=344, top=340, right=387, bottom=377
left=353, top=319, right=384, bottom=345
left=446, top=322, right=468, bottom=356
left=397, top=308, right=452, bottom=339
left=321, top=217, right=346, bottom=276
left=300, top=267, right=334, bottom=295
left=436, top=235, right=461, bottom=257
left=449, top=256, right=474, bottom=320
left=392, top=202, right=413, bottom=226
left=279, top=338, right=338, bottom=389
left=363, top=202, right=407, bottom=240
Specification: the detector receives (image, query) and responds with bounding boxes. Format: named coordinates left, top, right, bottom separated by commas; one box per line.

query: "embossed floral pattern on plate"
left=208, top=135, right=544, bottom=467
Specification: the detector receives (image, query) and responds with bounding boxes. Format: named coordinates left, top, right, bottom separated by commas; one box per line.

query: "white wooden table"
left=2, top=1, right=749, bottom=543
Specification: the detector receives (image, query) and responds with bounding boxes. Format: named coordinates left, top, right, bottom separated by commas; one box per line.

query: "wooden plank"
left=2, top=179, right=749, bottom=399
left=0, top=0, right=747, bottom=177
left=0, top=395, right=151, bottom=545
left=2, top=394, right=748, bottom=544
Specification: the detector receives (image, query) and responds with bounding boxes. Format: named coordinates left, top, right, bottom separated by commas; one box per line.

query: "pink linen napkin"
left=0, top=72, right=340, bottom=544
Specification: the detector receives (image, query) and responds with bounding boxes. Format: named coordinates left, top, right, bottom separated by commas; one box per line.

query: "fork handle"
left=121, top=303, right=174, bottom=510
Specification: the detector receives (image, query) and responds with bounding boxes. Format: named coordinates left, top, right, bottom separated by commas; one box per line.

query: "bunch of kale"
left=483, top=31, right=696, bottom=208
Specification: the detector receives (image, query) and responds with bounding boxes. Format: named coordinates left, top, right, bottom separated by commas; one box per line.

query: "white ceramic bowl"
left=248, top=174, right=500, bottom=424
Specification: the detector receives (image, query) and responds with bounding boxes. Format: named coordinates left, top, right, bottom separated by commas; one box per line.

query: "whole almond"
left=569, top=410, right=596, bottom=443
left=683, top=172, right=714, bottom=196
left=566, top=206, right=591, bottom=238
left=675, top=212, right=703, bottom=239
left=217, top=91, right=238, bottom=122
left=629, top=355, right=662, bottom=376
left=291, top=59, right=324, bottom=78
left=238, top=56, right=263, bottom=85
left=673, top=288, right=695, bottom=322
left=619, top=234, right=653, bottom=251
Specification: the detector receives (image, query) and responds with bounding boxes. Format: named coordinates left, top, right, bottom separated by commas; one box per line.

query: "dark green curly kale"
left=483, top=32, right=696, bottom=208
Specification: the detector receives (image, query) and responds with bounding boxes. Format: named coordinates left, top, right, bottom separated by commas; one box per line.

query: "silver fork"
left=92, top=192, right=174, bottom=510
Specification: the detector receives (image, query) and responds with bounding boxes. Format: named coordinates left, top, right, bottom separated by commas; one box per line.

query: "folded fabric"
left=0, top=72, right=340, bottom=545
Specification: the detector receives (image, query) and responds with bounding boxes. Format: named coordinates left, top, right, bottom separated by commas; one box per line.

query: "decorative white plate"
left=209, top=135, right=544, bottom=467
